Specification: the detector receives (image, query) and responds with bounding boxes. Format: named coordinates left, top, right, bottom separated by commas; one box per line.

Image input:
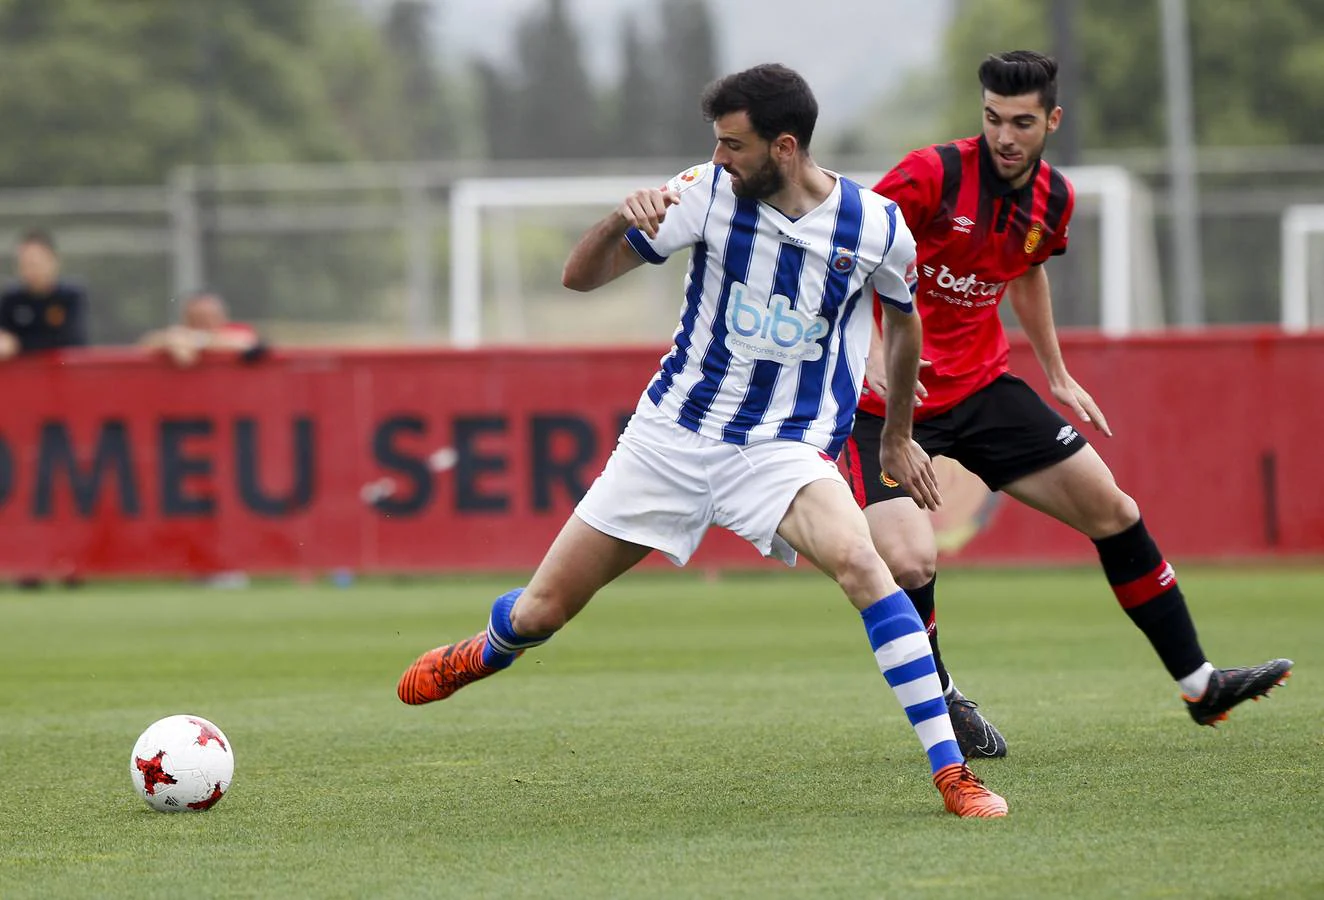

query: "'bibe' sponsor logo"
left=725, top=282, right=829, bottom=363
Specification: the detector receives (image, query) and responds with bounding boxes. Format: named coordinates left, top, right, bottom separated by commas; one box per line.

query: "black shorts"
left=844, top=374, right=1089, bottom=507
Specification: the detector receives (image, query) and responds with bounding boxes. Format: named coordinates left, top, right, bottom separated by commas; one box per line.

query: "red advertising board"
left=1, top=330, right=1321, bottom=577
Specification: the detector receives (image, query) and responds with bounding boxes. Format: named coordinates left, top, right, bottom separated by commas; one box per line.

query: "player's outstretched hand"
left=864, top=358, right=930, bottom=406
left=881, top=435, right=942, bottom=511
left=1051, top=375, right=1112, bottom=437
left=619, top=188, right=681, bottom=239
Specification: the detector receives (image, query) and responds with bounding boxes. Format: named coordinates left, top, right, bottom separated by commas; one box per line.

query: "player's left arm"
left=870, top=214, right=940, bottom=509
left=877, top=303, right=941, bottom=510
left=1007, top=264, right=1112, bottom=437
left=864, top=312, right=929, bottom=405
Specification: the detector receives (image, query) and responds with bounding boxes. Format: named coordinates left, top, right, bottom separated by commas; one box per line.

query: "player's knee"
left=831, top=539, right=892, bottom=598
left=870, top=528, right=936, bottom=588
left=889, top=554, right=937, bottom=590
left=1092, top=490, right=1141, bottom=538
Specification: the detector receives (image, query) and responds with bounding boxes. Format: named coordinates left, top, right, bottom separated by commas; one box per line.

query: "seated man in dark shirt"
left=0, top=229, right=88, bottom=360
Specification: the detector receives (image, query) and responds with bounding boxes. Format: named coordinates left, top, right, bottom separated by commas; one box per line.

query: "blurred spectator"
left=140, top=290, right=267, bottom=367
left=0, top=230, right=88, bottom=361
left=140, top=289, right=264, bottom=591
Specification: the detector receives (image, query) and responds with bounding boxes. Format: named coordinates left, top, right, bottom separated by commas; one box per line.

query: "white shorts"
left=574, top=398, right=847, bottom=566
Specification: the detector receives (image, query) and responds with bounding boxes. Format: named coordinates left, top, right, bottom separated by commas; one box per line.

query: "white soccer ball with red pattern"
left=129, top=714, right=234, bottom=813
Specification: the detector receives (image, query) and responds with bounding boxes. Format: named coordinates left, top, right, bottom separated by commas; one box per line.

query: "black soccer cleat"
left=946, top=686, right=1008, bottom=758
left=1183, top=658, right=1293, bottom=726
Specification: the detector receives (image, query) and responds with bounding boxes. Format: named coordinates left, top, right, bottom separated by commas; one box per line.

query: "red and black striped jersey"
left=860, top=135, right=1074, bottom=419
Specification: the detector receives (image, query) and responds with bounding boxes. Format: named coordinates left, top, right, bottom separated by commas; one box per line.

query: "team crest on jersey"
left=1024, top=221, right=1045, bottom=255
left=830, top=246, right=857, bottom=274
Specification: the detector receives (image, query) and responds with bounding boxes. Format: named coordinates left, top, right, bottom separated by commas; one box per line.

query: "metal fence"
left=0, top=147, right=1320, bottom=347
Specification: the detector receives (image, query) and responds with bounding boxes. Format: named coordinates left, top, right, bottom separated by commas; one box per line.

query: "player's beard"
left=994, top=134, right=1047, bottom=185
left=729, top=153, right=784, bottom=200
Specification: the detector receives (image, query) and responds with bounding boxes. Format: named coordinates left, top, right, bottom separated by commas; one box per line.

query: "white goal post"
left=1281, top=204, right=1324, bottom=333
left=448, top=166, right=1154, bottom=347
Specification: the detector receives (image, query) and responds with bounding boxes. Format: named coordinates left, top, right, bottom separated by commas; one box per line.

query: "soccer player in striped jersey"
left=844, top=51, right=1291, bottom=758
left=399, top=63, right=1007, bottom=817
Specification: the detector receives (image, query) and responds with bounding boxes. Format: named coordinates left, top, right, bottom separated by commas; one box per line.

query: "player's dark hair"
left=979, top=50, right=1059, bottom=112
left=19, top=228, right=56, bottom=252
left=701, top=63, right=817, bottom=150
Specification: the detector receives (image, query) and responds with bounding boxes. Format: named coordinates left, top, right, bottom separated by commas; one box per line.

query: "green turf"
left=0, top=567, right=1320, bottom=899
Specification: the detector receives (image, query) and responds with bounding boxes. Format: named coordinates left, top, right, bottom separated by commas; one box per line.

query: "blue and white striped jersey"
left=624, top=162, right=918, bottom=456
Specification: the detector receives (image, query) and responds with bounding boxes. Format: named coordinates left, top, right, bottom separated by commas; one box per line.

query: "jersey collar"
left=758, top=168, right=841, bottom=229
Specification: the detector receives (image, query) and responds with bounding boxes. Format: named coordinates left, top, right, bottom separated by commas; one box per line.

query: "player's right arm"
left=564, top=164, right=714, bottom=293
left=561, top=188, right=677, bottom=292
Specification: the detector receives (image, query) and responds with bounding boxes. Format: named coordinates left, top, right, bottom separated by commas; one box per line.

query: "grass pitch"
left=0, top=567, right=1321, bottom=899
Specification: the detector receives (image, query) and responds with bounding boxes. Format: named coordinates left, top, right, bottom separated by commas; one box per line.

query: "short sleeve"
left=870, top=204, right=918, bottom=314
left=623, top=162, right=715, bottom=264
left=1031, top=179, right=1075, bottom=265
left=873, top=148, right=942, bottom=237
left=1047, top=189, right=1074, bottom=258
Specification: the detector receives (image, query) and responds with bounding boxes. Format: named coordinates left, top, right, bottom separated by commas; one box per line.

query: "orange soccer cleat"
left=933, top=763, right=1008, bottom=818
left=397, top=632, right=503, bottom=705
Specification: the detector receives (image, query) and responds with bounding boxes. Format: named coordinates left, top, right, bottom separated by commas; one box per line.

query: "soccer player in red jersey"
left=844, top=51, right=1292, bottom=758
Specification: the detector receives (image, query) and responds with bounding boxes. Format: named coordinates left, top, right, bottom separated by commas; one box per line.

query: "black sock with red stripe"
left=1093, top=519, right=1206, bottom=680
left=907, top=576, right=951, bottom=692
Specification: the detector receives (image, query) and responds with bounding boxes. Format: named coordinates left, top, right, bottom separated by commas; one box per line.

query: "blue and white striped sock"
left=481, top=588, right=552, bottom=670
left=861, top=590, right=964, bottom=774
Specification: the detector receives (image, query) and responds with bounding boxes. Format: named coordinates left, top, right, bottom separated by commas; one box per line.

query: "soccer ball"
left=129, top=714, right=234, bottom=812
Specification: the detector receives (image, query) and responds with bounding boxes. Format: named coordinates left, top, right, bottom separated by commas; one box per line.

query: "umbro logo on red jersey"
left=951, top=216, right=975, bottom=233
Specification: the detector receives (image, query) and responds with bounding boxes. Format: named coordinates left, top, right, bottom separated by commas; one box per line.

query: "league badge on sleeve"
left=666, top=163, right=711, bottom=195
